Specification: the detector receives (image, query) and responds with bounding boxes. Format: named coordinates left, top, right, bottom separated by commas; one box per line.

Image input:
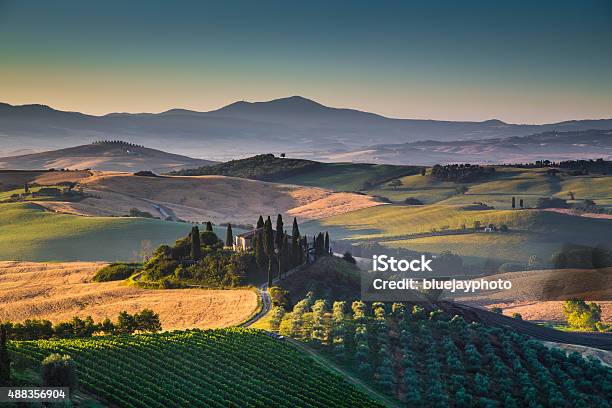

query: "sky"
left=0, top=0, right=611, bottom=123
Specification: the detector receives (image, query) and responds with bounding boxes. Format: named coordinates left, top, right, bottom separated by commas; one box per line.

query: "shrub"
left=93, top=263, right=140, bottom=282
left=127, top=208, right=154, bottom=218
left=498, top=262, right=525, bottom=273
left=269, top=286, right=290, bottom=308
left=404, top=197, right=424, bottom=205
left=42, top=354, right=77, bottom=388
left=342, top=252, right=356, bottom=264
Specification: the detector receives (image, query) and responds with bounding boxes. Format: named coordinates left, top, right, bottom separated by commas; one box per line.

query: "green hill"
left=368, top=167, right=612, bottom=209
left=271, top=295, right=612, bottom=407
left=9, top=328, right=384, bottom=408
left=0, top=202, right=229, bottom=262
left=303, top=204, right=611, bottom=269
left=170, top=154, right=420, bottom=191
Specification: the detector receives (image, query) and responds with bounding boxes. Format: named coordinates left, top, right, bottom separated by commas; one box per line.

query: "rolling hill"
left=0, top=261, right=258, bottom=330
left=366, top=165, right=612, bottom=209
left=0, top=202, right=205, bottom=261
left=303, top=203, right=612, bottom=269
left=346, top=129, right=612, bottom=165
left=2, top=97, right=611, bottom=163
left=0, top=141, right=216, bottom=173
left=172, top=153, right=421, bottom=191
left=41, top=172, right=383, bottom=224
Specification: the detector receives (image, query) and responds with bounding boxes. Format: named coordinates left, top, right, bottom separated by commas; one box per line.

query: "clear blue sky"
left=1, top=0, right=611, bottom=123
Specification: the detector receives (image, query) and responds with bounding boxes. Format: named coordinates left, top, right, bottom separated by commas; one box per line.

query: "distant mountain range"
left=1, top=96, right=611, bottom=164
left=0, top=141, right=215, bottom=172
left=330, top=129, right=612, bottom=165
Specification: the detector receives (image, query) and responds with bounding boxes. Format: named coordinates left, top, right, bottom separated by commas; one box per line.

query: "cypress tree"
left=0, top=324, right=10, bottom=386
left=282, top=234, right=289, bottom=276
left=254, top=230, right=265, bottom=268
left=267, top=258, right=273, bottom=288
left=519, top=199, right=524, bottom=208
left=263, top=217, right=274, bottom=257
left=190, top=226, right=201, bottom=260
left=324, top=232, right=330, bottom=254
left=302, top=236, right=308, bottom=264
left=263, top=217, right=275, bottom=286
left=205, top=221, right=213, bottom=232
left=292, top=217, right=300, bottom=237
left=291, top=218, right=301, bottom=267
left=225, top=224, right=233, bottom=247
left=512, top=197, right=516, bottom=209
left=256, top=215, right=264, bottom=229
left=276, top=228, right=287, bottom=280
left=275, top=214, right=284, bottom=250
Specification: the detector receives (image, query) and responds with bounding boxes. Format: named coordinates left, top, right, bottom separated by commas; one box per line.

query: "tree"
left=100, top=318, right=115, bottom=335
left=512, top=197, right=516, bottom=209
left=256, top=215, right=264, bottom=229
left=275, top=214, right=284, bottom=250
left=24, top=182, right=29, bottom=194
left=0, top=325, right=10, bottom=386
left=134, top=309, right=162, bottom=333
left=263, top=217, right=274, bottom=287
left=225, top=224, right=233, bottom=247
left=324, top=232, right=330, bottom=254
left=389, top=179, right=402, bottom=190
left=421, top=168, right=427, bottom=176
left=116, top=311, right=137, bottom=334
left=519, top=198, right=524, bottom=208
left=277, top=233, right=285, bottom=280
left=456, top=185, right=468, bottom=195
left=42, top=354, right=77, bottom=388
left=190, top=226, right=201, bottom=260
left=527, top=255, right=542, bottom=270
left=205, top=221, right=214, bottom=232
left=563, top=299, right=602, bottom=330
left=342, top=251, right=356, bottom=264
left=291, top=218, right=301, bottom=266
left=568, top=191, right=576, bottom=200
left=281, top=234, right=289, bottom=277
left=253, top=230, right=265, bottom=268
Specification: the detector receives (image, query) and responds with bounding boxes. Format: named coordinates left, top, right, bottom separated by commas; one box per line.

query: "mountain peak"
left=214, top=95, right=328, bottom=115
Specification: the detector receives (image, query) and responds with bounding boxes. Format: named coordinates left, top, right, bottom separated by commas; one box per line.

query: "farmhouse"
left=234, top=228, right=291, bottom=251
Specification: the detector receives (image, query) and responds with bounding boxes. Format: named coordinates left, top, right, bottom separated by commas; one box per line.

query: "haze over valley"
left=2, top=97, right=611, bottom=165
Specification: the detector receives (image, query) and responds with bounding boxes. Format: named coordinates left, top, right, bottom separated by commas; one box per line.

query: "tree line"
left=430, top=164, right=495, bottom=182
left=1, top=309, right=162, bottom=341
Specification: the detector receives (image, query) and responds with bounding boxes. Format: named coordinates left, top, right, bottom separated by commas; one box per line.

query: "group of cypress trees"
left=184, top=214, right=329, bottom=288
left=312, top=232, right=331, bottom=257
left=251, top=214, right=311, bottom=287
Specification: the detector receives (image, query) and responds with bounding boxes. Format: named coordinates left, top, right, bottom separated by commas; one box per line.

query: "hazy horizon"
left=1, top=0, right=612, bottom=123
left=3, top=95, right=612, bottom=126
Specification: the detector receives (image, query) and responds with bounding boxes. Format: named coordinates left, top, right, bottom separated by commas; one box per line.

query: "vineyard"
left=8, top=328, right=384, bottom=408
left=273, top=297, right=612, bottom=407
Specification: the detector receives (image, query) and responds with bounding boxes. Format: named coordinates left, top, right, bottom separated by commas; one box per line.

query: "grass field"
left=383, top=232, right=558, bottom=264
left=9, top=329, right=384, bottom=407
left=304, top=204, right=611, bottom=268
left=369, top=167, right=612, bottom=209
left=278, top=162, right=419, bottom=191
left=0, top=202, right=213, bottom=261
left=0, top=261, right=258, bottom=330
